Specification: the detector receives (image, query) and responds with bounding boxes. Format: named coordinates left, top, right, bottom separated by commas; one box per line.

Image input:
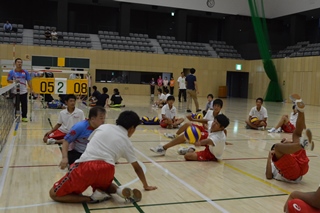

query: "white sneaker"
left=150, top=145, right=166, bottom=155
left=177, top=146, right=195, bottom=155
left=120, top=187, right=142, bottom=203
left=164, top=133, right=176, bottom=139
left=47, top=138, right=56, bottom=145
left=90, top=190, right=111, bottom=203
left=268, top=127, right=276, bottom=133
left=300, top=129, right=314, bottom=151
left=276, top=127, right=282, bottom=133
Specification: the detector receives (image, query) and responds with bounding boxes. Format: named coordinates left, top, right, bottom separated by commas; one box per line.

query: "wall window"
left=95, top=69, right=172, bottom=84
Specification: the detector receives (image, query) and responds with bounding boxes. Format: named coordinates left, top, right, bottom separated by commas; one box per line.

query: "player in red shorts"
left=265, top=94, right=315, bottom=183
left=43, top=94, right=85, bottom=145
left=160, top=95, right=184, bottom=129
left=49, top=111, right=157, bottom=204
left=150, top=114, right=230, bottom=162
left=268, top=105, right=298, bottom=133
left=284, top=184, right=320, bottom=213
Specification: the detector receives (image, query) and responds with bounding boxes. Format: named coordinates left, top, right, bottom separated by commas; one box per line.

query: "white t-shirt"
left=290, top=112, right=298, bottom=127
left=207, top=131, right=227, bottom=160
left=165, top=93, right=171, bottom=100
left=161, top=104, right=176, bottom=120
left=271, top=162, right=302, bottom=183
left=158, top=93, right=166, bottom=101
left=203, top=110, right=222, bottom=121
left=249, top=106, right=268, bottom=120
left=177, top=76, right=186, bottom=89
left=163, top=79, right=169, bottom=87
left=57, top=108, right=85, bottom=133
left=76, top=124, right=137, bottom=165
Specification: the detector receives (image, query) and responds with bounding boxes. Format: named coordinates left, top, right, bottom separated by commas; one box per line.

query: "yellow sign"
left=1, top=76, right=9, bottom=87
left=32, top=78, right=88, bottom=95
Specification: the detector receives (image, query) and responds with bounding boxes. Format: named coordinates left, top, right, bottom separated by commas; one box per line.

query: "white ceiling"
left=112, top=0, right=320, bottom=18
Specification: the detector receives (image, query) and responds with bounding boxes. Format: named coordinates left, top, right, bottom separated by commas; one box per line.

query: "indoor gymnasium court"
left=1, top=0, right=320, bottom=212
left=0, top=95, right=319, bottom=212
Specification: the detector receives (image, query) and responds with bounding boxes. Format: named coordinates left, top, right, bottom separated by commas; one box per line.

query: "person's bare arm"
left=194, top=81, right=199, bottom=94
left=59, top=140, right=70, bottom=169
left=195, top=138, right=214, bottom=147
left=45, top=123, right=62, bottom=136
left=131, top=161, right=157, bottom=191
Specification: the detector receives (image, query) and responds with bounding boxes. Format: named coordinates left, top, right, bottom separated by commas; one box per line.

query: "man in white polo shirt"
left=160, top=95, right=184, bottom=129
left=44, top=94, right=85, bottom=145
left=177, top=72, right=186, bottom=102
left=245, top=97, right=268, bottom=130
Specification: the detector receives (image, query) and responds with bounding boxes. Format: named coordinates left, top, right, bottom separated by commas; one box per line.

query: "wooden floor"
left=0, top=95, right=319, bottom=213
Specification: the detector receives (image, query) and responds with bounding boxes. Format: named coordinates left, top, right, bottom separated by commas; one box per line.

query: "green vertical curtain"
left=248, top=0, right=283, bottom=102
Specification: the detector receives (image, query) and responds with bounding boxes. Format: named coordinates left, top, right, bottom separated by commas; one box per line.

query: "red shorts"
left=282, top=122, right=296, bottom=133
left=53, top=160, right=115, bottom=197
left=160, top=119, right=178, bottom=128
left=273, top=150, right=309, bottom=180
left=196, top=145, right=217, bottom=161
left=192, top=124, right=208, bottom=140
left=288, top=199, right=320, bottom=213
left=48, top=129, right=67, bottom=140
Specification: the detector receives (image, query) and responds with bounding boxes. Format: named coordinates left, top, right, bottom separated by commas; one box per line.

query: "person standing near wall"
left=177, top=72, right=186, bottom=102
left=157, top=75, right=163, bottom=89
left=150, top=77, right=156, bottom=102
left=169, top=77, right=175, bottom=95
left=186, top=68, right=200, bottom=113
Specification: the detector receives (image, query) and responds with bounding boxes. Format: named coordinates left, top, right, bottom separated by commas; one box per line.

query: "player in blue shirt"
left=7, top=58, right=33, bottom=122
left=59, top=106, right=106, bottom=168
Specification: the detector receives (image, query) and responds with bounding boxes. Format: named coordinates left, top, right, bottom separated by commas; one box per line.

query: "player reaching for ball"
left=150, top=114, right=230, bottom=161
left=164, top=98, right=224, bottom=139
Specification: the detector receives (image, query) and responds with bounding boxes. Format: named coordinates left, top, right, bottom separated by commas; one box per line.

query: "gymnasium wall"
left=1, top=43, right=319, bottom=105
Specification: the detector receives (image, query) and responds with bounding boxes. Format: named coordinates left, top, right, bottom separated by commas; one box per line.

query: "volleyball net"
left=0, top=83, right=16, bottom=152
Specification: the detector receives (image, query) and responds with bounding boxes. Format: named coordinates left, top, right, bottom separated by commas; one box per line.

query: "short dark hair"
left=88, top=106, right=106, bottom=119
left=292, top=105, right=296, bottom=110
left=15, top=58, right=22, bottom=63
left=116, top=111, right=141, bottom=130
left=164, top=88, right=169, bottom=94
left=190, top=68, right=196, bottom=74
left=256, top=97, right=263, bottom=103
left=207, top=94, right=214, bottom=99
left=213, top=98, right=223, bottom=108
left=216, top=114, right=230, bottom=128
left=157, top=88, right=162, bottom=93
left=167, top=95, right=175, bottom=101
left=93, top=86, right=97, bottom=90
left=102, top=87, right=108, bottom=93
left=65, top=94, right=77, bottom=102
left=114, top=88, right=119, bottom=94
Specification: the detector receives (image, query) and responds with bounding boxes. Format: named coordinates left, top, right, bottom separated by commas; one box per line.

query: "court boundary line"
left=134, top=148, right=229, bottom=213
left=88, top=193, right=287, bottom=211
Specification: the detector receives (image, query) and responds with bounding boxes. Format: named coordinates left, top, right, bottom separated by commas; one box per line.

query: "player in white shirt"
left=245, top=97, right=268, bottom=130
left=268, top=105, right=298, bottom=133
left=43, top=94, right=85, bottom=145
left=152, top=99, right=231, bottom=156
left=160, top=96, right=184, bottom=129
left=163, top=99, right=224, bottom=139
left=49, top=111, right=157, bottom=204
left=151, top=114, right=230, bottom=161
left=265, top=94, right=314, bottom=185
left=153, top=88, right=166, bottom=107
left=177, top=72, right=187, bottom=102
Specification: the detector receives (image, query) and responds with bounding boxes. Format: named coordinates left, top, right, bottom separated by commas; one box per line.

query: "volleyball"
left=152, top=116, right=160, bottom=123
left=196, top=113, right=203, bottom=119
left=141, top=116, right=149, bottom=122
left=250, top=117, right=259, bottom=123
left=184, top=126, right=201, bottom=144
left=191, top=113, right=197, bottom=119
